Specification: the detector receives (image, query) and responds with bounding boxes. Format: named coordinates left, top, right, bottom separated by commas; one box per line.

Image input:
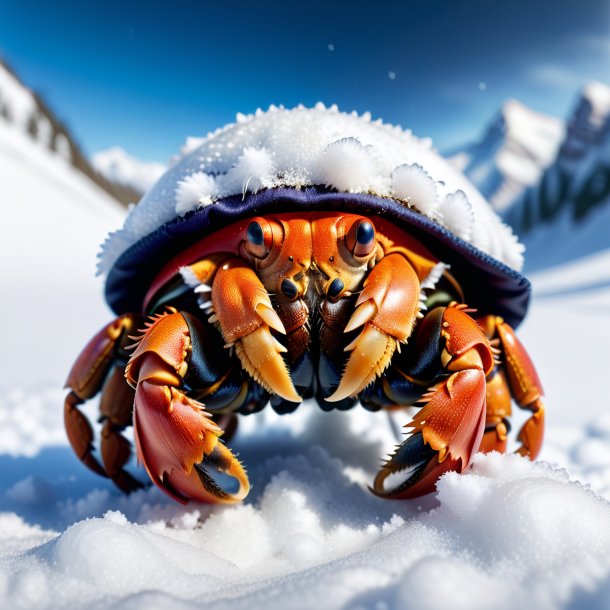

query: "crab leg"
left=208, top=257, right=301, bottom=403
left=478, top=368, right=512, bottom=454
left=64, top=314, right=144, bottom=493
left=374, top=303, right=494, bottom=499
left=126, top=310, right=249, bottom=504
left=326, top=253, right=421, bottom=402
left=490, top=317, right=545, bottom=458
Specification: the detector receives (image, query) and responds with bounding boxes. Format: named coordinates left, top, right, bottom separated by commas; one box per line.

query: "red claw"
left=374, top=304, right=492, bottom=499
left=126, top=311, right=250, bottom=504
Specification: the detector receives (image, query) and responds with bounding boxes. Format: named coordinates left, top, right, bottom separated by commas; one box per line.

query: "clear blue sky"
left=1, top=0, right=608, bottom=162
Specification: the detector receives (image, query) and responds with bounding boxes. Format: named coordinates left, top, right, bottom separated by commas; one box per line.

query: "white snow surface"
left=99, top=104, right=525, bottom=275
left=0, top=117, right=124, bottom=386
left=91, top=146, right=166, bottom=196
left=3, top=101, right=610, bottom=609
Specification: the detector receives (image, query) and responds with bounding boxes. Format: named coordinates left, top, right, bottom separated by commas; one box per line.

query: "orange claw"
left=374, top=304, right=492, bottom=499
left=326, top=252, right=421, bottom=401
left=126, top=311, right=249, bottom=504
left=208, top=257, right=301, bottom=403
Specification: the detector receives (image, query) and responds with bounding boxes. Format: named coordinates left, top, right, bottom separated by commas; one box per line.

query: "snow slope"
left=2, top=105, right=610, bottom=609
left=446, top=100, right=564, bottom=213
left=91, top=146, right=165, bottom=196
left=0, top=119, right=124, bottom=387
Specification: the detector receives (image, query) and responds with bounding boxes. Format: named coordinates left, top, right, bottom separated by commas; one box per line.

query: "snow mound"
left=99, top=104, right=524, bottom=275
left=2, top=449, right=610, bottom=610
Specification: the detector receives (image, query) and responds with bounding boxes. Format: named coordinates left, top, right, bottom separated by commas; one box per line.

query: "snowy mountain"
left=446, top=99, right=564, bottom=213
left=92, top=146, right=165, bottom=197
left=0, top=59, right=140, bottom=205
left=507, top=81, right=610, bottom=270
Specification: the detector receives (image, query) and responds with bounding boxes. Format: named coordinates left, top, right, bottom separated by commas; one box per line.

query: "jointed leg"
left=64, top=314, right=144, bottom=493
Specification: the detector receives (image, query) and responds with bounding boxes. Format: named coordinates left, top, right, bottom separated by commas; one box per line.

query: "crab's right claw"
left=208, top=258, right=301, bottom=403
left=373, top=369, right=487, bottom=498
left=374, top=304, right=493, bottom=499
left=326, top=253, right=421, bottom=402
left=127, top=311, right=250, bottom=504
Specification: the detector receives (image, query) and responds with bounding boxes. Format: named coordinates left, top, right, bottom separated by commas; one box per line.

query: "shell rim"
left=104, top=186, right=531, bottom=328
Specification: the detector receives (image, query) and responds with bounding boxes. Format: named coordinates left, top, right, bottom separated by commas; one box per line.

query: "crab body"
left=65, top=209, right=544, bottom=504
left=64, top=105, right=544, bottom=504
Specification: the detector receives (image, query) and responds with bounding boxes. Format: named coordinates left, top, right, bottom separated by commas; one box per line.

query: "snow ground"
left=2, top=117, right=610, bottom=609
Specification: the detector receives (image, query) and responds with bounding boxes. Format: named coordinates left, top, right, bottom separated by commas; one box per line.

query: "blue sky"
left=1, top=0, right=608, bottom=162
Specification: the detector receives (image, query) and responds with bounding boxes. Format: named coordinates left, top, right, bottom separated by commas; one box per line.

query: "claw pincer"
left=126, top=311, right=249, bottom=503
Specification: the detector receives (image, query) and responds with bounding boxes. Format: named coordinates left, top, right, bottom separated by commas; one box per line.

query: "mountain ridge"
left=0, top=58, right=139, bottom=206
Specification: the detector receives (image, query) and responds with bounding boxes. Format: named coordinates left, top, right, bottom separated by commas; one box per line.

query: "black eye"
left=247, top=221, right=264, bottom=245
left=327, top=278, right=344, bottom=298
left=344, top=217, right=377, bottom=258
left=356, top=221, right=374, bottom=246
left=281, top=279, right=298, bottom=299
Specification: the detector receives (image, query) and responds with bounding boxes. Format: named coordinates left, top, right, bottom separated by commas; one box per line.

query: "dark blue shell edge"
left=105, top=187, right=531, bottom=328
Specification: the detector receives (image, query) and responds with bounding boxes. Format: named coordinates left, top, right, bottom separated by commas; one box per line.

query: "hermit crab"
left=64, top=105, right=544, bottom=503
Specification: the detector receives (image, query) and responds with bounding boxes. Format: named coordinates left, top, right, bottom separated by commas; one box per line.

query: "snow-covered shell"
left=99, top=104, right=531, bottom=327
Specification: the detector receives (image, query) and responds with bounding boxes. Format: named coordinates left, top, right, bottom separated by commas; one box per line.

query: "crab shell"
left=99, top=105, right=529, bottom=327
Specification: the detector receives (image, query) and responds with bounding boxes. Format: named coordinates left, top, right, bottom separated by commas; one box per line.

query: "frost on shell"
left=98, top=104, right=527, bottom=275
left=318, top=138, right=378, bottom=192
left=175, top=171, right=216, bottom=216
left=440, top=190, right=474, bottom=241
left=216, top=147, right=275, bottom=195
left=391, top=163, right=440, bottom=217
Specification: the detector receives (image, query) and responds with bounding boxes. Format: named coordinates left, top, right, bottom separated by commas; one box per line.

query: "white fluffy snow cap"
left=99, top=104, right=524, bottom=273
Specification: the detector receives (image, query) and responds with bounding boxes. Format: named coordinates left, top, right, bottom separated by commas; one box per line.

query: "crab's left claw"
left=374, top=304, right=493, bottom=499
left=209, top=258, right=301, bottom=403
left=126, top=311, right=249, bottom=504
left=326, top=253, right=421, bottom=402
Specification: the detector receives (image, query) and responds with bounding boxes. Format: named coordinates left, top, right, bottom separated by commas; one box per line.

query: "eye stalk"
left=244, top=217, right=274, bottom=258
left=345, top=218, right=376, bottom=258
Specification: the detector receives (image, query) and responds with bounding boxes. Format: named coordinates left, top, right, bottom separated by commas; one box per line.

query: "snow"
left=91, top=146, right=166, bottom=196
left=0, top=118, right=124, bottom=386
left=99, top=104, right=525, bottom=275
left=513, top=81, right=610, bottom=272
left=3, top=95, right=610, bottom=609
left=446, top=99, right=564, bottom=213
left=0, top=62, right=36, bottom=130
left=581, top=81, right=610, bottom=128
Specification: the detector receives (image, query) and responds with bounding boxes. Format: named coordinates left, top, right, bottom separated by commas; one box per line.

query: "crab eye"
left=244, top=217, right=273, bottom=258
left=346, top=219, right=376, bottom=258
left=247, top=221, right=264, bottom=245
